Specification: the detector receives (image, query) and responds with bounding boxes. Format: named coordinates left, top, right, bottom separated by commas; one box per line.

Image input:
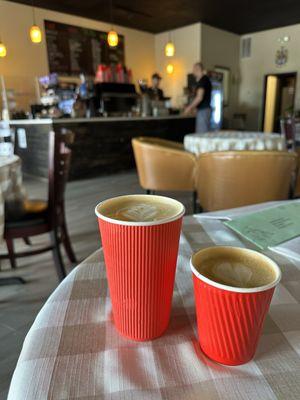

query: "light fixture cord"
left=0, top=1, right=3, bottom=41
left=31, top=0, right=36, bottom=25
left=110, top=0, right=114, bottom=28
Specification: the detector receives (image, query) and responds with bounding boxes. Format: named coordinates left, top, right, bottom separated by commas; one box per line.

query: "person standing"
left=147, top=73, right=165, bottom=101
left=184, top=62, right=212, bottom=133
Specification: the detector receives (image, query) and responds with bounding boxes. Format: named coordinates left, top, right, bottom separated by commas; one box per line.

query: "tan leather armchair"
left=195, top=151, right=297, bottom=211
left=132, top=137, right=197, bottom=210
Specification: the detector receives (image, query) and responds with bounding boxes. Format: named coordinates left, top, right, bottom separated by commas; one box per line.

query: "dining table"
left=8, top=201, right=300, bottom=399
left=184, top=131, right=286, bottom=155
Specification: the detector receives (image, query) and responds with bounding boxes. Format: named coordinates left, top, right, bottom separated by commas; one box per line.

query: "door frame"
left=261, top=71, right=297, bottom=132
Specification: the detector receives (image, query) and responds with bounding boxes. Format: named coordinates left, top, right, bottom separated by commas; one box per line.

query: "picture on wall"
left=214, top=66, right=230, bottom=106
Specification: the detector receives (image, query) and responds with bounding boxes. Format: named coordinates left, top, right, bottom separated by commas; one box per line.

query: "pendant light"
left=166, top=63, right=174, bottom=74
left=29, top=0, right=42, bottom=43
left=0, top=4, right=6, bottom=57
left=0, top=40, right=7, bottom=58
left=107, top=30, right=118, bottom=47
left=107, top=0, right=118, bottom=47
left=165, top=32, right=175, bottom=57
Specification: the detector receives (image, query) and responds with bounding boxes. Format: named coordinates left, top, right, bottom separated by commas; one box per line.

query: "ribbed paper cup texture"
left=96, top=195, right=184, bottom=341
left=191, top=247, right=281, bottom=365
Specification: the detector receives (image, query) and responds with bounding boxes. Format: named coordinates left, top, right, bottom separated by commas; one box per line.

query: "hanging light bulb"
left=0, top=40, right=7, bottom=57
left=107, top=0, right=118, bottom=47
left=107, top=30, right=118, bottom=47
left=165, top=42, right=175, bottom=57
left=29, top=0, right=42, bottom=43
left=30, top=25, right=42, bottom=43
left=166, top=63, right=174, bottom=74
left=165, top=32, right=175, bottom=57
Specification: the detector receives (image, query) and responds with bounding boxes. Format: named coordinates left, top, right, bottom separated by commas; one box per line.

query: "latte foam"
left=193, top=247, right=277, bottom=289
left=97, top=195, right=184, bottom=223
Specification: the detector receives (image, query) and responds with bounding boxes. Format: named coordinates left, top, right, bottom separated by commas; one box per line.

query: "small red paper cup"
left=95, top=195, right=185, bottom=341
left=191, top=246, right=281, bottom=365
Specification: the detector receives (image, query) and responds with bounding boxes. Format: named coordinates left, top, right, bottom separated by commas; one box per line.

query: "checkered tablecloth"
left=184, top=131, right=286, bottom=154
left=0, top=155, right=25, bottom=243
left=8, top=203, right=300, bottom=399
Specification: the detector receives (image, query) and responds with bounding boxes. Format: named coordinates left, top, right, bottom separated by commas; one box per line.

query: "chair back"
left=132, top=137, right=196, bottom=191
left=48, top=129, right=74, bottom=227
left=294, top=147, right=300, bottom=198
left=280, top=117, right=296, bottom=150
left=195, top=151, right=297, bottom=211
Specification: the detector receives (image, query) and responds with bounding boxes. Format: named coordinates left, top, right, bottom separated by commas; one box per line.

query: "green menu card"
left=224, top=202, right=300, bottom=250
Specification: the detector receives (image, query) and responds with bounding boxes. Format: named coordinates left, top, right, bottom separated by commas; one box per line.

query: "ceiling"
left=7, top=0, right=300, bottom=34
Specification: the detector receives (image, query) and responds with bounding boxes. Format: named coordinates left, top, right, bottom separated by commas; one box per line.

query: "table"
left=8, top=202, right=300, bottom=399
left=184, top=131, right=286, bottom=154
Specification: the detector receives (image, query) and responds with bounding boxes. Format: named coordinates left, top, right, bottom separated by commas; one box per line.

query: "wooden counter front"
left=11, top=116, right=195, bottom=180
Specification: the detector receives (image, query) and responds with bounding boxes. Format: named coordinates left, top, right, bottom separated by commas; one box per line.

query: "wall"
left=155, top=23, right=201, bottom=108
left=201, top=24, right=240, bottom=126
left=239, top=24, right=300, bottom=130
left=0, top=0, right=155, bottom=110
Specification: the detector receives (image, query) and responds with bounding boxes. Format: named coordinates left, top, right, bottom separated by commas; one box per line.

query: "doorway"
left=262, top=72, right=297, bottom=133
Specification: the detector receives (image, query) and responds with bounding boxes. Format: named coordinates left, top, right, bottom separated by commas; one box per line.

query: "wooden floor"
left=0, top=171, right=193, bottom=398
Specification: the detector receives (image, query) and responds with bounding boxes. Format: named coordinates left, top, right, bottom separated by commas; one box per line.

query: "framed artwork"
left=214, top=66, right=230, bottom=106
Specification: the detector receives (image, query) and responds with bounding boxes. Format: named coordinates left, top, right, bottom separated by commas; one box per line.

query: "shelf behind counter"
left=10, top=115, right=195, bottom=180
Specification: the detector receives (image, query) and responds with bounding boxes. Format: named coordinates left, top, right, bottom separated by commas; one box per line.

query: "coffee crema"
left=193, top=248, right=277, bottom=288
left=98, top=195, right=183, bottom=222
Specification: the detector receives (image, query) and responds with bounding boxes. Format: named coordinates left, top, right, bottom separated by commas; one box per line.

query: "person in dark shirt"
left=184, top=62, right=212, bottom=133
left=147, top=73, right=165, bottom=101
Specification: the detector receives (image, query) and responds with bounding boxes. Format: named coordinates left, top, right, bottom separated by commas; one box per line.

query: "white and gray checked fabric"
left=0, top=155, right=25, bottom=243
left=8, top=204, right=300, bottom=399
left=184, top=131, right=286, bottom=154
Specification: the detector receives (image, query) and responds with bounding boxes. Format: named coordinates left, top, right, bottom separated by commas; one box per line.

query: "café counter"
left=10, top=115, right=195, bottom=180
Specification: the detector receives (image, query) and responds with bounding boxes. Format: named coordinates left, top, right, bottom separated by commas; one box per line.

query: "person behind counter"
left=184, top=62, right=212, bottom=133
left=147, top=73, right=165, bottom=101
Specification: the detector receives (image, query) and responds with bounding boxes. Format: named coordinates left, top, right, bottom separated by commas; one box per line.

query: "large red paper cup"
left=95, top=195, right=185, bottom=341
left=191, top=246, right=281, bottom=365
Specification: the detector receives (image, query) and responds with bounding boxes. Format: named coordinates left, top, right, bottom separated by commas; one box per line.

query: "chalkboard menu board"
left=44, top=20, right=125, bottom=76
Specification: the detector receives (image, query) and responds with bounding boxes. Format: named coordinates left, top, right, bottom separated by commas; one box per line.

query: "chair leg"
left=50, top=230, right=67, bottom=281
left=193, top=191, right=198, bottom=214
left=6, top=238, right=17, bottom=270
left=60, top=219, right=77, bottom=264
left=23, top=237, right=32, bottom=246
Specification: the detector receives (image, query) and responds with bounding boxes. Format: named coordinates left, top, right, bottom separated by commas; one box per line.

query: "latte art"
left=114, top=203, right=164, bottom=222
left=212, top=262, right=253, bottom=287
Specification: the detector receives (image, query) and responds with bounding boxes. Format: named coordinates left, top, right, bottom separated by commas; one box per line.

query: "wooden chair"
left=280, top=117, right=296, bottom=150
left=1, top=130, right=77, bottom=281
left=293, top=147, right=300, bottom=198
